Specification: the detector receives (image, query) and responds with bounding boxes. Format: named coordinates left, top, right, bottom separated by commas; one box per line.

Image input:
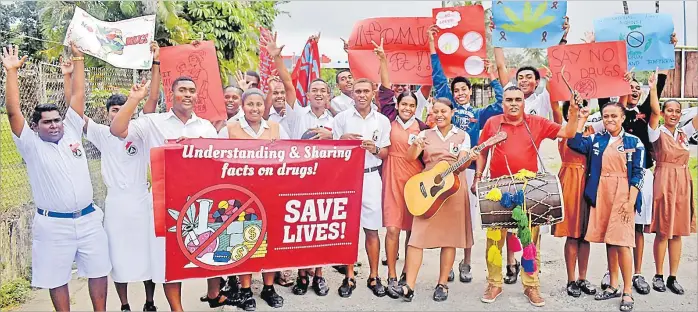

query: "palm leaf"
left=532, top=1, right=548, bottom=20
left=503, top=6, right=522, bottom=24
left=537, top=16, right=555, bottom=29
left=501, top=23, right=523, bottom=33
left=522, top=1, right=534, bottom=20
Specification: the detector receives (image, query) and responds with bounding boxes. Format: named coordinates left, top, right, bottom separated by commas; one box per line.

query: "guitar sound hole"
left=434, top=175, right=443, bottom=184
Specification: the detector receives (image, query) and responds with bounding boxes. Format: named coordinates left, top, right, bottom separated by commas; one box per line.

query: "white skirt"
left=104, top=187, right=153, bottom=283
left=361, top=171, right=383, bottom=231
left=635, top=168, right=654, bottom=225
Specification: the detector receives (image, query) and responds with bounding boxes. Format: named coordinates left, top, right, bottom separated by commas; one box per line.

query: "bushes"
left=0, top=278, right=31, bottom=310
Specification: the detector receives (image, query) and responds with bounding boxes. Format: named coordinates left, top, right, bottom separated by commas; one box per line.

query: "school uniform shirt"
left=227, top=110, right=244, bottom=123
left=333, top=106, right=392, bottom=169
left=567, top=130, right=645, bottom=213
left=268, top=103, right=293, bottom=135
left=86, top=119, right=148, bottom=191
left=218, top=117, right=290, bottom=139
left=330, top=92, right=379, bottom=115
left=12, top=107, right=93, bottom=212
left=283, top=100, right=334, bottom=139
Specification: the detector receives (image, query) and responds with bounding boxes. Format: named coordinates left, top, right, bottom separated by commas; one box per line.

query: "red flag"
left=291, top=39, right=321, bottom=107
left=258, top=27, right=274, bottom=94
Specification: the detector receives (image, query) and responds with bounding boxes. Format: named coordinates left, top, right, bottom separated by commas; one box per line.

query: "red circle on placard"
left=175, top=184, right=268, bottom=271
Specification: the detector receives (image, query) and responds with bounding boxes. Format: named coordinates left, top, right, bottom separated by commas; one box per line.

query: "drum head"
left=301, top=129, right=319, bottom=140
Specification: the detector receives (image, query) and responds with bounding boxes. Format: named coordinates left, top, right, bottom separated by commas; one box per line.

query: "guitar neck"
left=441, top=144, right=485, bottom=177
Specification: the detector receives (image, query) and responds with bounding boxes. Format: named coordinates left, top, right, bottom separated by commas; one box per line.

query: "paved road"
left=17, top=141, right=698, bottom=311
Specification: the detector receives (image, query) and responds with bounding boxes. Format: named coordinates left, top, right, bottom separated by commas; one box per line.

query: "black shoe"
left=260, top=286, right=284, bottom=308
left=652, top=276, right=666, bottom=292
left=632, top=275, right=651, bottom=295
left=620, top=293, right=634, bottom=311
left=142, top=301, right=157, bottom=311
left=577, top=279, right=597, bottom=295
left=459, top=261, right=473, bottom=283
left=292, top=275, right=309, bottom=295
left=385, top=277, right=401, bottom=299
left=667, top=278, right=684, bottom=295
left=601, top=271, right=611, bottom=290
left=447, top=269, right=455, bottom=282
left=401, top=284, right=414, bottom=302
left=367, top=277, right=387, bottom=297
left=398, top=272, right=407, bottom=287
left=312, top=276, right=329, bottom=296
left=121, top=304, right=131, bottom=311
left=503, top=260, right=520, bottom=284
left=566, top=281, right=581, bottom=298
left=594, top=286, right=621, bottom=301
left=237, top=290, right=256, bottom=311
left=226, top=276, right=240, bottom=293
left=433, top=284, right=448, bottom=302
left=205, top=294, right=236, bottom=308
left=338, top=277, right=356, bottom=298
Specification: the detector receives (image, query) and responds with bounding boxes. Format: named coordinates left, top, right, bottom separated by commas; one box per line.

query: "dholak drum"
left=476, top=172, right=564, bottom=229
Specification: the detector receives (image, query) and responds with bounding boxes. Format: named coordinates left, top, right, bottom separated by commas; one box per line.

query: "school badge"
left=69, top=142, right=83, bottom=158
left=125, top=141, right=138, bottom=156
left=408, top=134, right=417, bottom=145
left=449, top=142, right=460, bottom=155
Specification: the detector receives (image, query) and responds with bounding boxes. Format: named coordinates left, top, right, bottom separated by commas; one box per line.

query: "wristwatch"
left=372, top=146, right=380, bottom=155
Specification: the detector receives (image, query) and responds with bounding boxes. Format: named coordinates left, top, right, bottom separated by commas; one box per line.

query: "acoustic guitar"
left=404, top=131, right=508, bottom=219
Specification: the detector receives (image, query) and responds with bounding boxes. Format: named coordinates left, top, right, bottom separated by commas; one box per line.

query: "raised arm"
left=647, top=69, right=661, bottom=130
left=475, top=61, right=504, bottom=128
left=557, top=92, right=582, bottom=138
left=143, top=42, right=161, bottom=114
left=427, top=25, right=454, bottom=104
left=69, top=43, right=86, bottom=117
left=373, top=38, right=389, bottom=89
left=262, top=75, right=279, bottom=120
left=60, top=58, right=74, bottom=104
left=1, top=45, right=28, bottom=137
left=494, top=47, right=509, bottom=87
left=110, top=79, right=151, bottom=139
left=262, top=31, right=297, bottom=107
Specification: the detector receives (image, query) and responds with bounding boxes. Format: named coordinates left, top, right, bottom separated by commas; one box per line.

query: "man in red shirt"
left=473, top=86, right=582, bottom=307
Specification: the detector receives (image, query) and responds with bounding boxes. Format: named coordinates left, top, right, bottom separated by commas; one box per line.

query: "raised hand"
left=648, top=67, right=658, bottom=88
left=578, top=106, right=591, bottom=119
left=309, top=32, right=321, bottom=43
left=1, top=45, right=27, bottom=71
left=427, top=24, right=439, bottom=42
left=150, top=41, right=160, bottom=61
left=542, top=65, right=553, bottom=81
left=70, top=42, right=84, bottom=57
left=236, top=70, right=253, bottom=91
left=261, top=31, right=284, bottom=58
left=59, top=56, right=74, bottom=75
left=582, top=31, right=595, bottom=43
left=670, top=32, right=678, bottom=46
left=562, top=16, right=570, bottom=35
left=371, top=37, right=385, bottom=60
left=129, top=79, right=152, bottom=101
left=340, top=37, right=348, bottom=52
left=623, top=68, right=635, bottom=82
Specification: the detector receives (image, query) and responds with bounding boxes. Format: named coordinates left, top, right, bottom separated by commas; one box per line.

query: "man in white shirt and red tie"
left=110, top=76, right=219, bottom=311
left=3, top=44, right=111, bottom=311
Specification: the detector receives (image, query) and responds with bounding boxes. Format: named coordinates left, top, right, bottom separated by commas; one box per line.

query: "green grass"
left=0, top=278, right=31, bottom=310
left=1, top=118, right=32, bottom=213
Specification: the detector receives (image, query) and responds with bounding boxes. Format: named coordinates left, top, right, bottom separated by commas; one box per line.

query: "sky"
left=273, top=0, right=698, bottom=62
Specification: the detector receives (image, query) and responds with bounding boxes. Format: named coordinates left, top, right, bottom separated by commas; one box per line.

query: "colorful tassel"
left=507, top=234, right=523, bottom=252
left=513, top=190, right=525, bottom=206
left=512, top=206, right=526, bottom=223
left=487, top=245, right=503, bottom=266
left=519, top=227, right=532, bottom=246
left=487, top=228, right=502, bottom=241
left=500, top=192, right=514, bottom=209
left=485, top=187, right=502, bottom=201
left=513, top=169, right=536, bottom=181
left=521, top=257, right=537, bottom=275
left=522, top=244, right=537, bottom=260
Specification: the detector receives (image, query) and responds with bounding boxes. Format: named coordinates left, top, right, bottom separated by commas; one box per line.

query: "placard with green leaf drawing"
left=491, top=0, right=567, bottom=48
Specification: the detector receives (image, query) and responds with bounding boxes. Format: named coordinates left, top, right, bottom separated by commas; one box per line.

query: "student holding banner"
left=333, top=78, right=392, bottom=298
left=647, top=77, right=697, bottom=295
left=61, top=42, right=162, bottom=312
left=3, top=43, right=111, bottom=312
left=427, top=24, right=504, bottom=284
left=373, top=39, right=430, bottom=298
left=110, top=76, right=219, bottom=311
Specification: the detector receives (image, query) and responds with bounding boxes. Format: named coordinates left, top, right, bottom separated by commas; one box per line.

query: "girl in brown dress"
left=552, top=100, right=597, bottom=297
left=647, top=74, right=697, bottom=294
left=400, top=98, right=477, bottom=302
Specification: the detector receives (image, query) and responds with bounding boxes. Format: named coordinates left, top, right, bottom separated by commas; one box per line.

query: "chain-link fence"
left=0, top=58, right=151, bottom=284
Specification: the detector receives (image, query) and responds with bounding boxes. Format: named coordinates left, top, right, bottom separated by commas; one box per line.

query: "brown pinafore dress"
left=408, top=128, right=472, bottom=249
left=584, top=139, right=635, bottom=247
left=552, top=139, right=589, bottom=239
left=382, top=120, right=424, bottom=230
left=226, top=120, right=280, bottom=139
left=647, top=129, right=695, bottom=238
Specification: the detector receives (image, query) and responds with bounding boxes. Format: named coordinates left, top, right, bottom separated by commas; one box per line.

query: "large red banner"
left=159, top=41, right=226, bottom=123
left=258, top=27, right=274, bottom=95
left=291, top=38, right=321, bottom=107
left=432, top=5, right=487, bottom=78
left=151, top=139, right=365, bottom=282
left=547, top=41, right=630, bottom=102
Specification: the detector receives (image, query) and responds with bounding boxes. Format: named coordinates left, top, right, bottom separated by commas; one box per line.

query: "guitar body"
left=404, top=161, right=461, bottom=219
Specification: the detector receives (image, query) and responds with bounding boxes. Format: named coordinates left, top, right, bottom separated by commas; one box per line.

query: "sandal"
left=595, top=286, right=621, bottom=301
left=401, top=284, right=414, bottom=302
left=619, top=293, right=634, bottom=311
left=367, top=276, right=387, bottom=297
left=433, top=283, right=449, bottom=302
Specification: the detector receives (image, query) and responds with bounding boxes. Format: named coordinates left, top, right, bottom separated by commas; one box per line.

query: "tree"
left=320, top=68, right=338, bottom=95
left=523, top=48, right=546, bottom=67
left=0, top=2, right=44, bottom=58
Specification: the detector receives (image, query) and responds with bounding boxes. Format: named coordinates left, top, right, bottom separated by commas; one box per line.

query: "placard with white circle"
left=437, top=32, right=459, bottom=55
left=461, top=31, right=484, bottom=52
left=464, top=56, right=485, bottom=76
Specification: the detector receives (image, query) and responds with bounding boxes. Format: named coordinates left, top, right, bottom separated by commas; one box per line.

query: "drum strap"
left=483, top=120, right=549, bottom=179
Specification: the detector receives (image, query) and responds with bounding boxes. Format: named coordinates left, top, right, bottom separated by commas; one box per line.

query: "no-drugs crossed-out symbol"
left=175, top=184, right=268, bottom=271
left=627, top=31, right=645, bottom=48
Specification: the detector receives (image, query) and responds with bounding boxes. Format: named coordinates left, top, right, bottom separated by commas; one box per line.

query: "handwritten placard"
left=594, top=13, right=675, bottom=71
left=432, top=5, right=488, bottom=77
left=160, top=41, right=226, bottom=123
left=492, top=0, right=567, bottom=48
left=347, top=17, right=433, bottom=85
left=547, top=41, right=630, bottom=102
left=258, top=27, right=274, bottom=95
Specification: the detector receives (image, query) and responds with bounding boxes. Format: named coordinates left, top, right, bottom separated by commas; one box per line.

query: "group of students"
left=2, top=13, right=695, bottom=312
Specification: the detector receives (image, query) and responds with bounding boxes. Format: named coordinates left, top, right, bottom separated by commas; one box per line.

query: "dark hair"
left=602, top=101, right=625, bottom=113
left=516, top=66, right=540, bottom=81
left=353, top=78, right=373, bottom=90
left=450, top=76, right=472, bottom=92
left=223, top=85, right=243, bottom=95
left=661, top=99, right=681, bottom=112
left=30, top=104, right=60, bottom=124
left=504, top=85, right=522, bottom=92
left=245, top=70, right=260, bottom=83
left=433, top=97, right=453, bottom=109
left=106, top=94, right=127, bottom=110
left=396, top=91, right=418, bottom=105
left=562, top=99, right=588, bottom=122
left=335, top=69, right=351, bottom=84
left=171, top=76, right=196, bottom=92
left=310, top=78, right=329, bottom=90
